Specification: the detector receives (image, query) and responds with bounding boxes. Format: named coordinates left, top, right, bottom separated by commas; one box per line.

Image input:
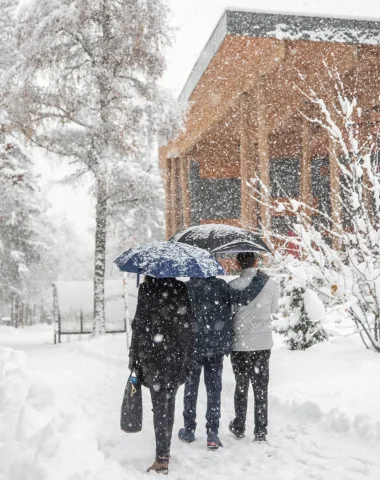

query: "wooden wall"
left=162, top=36, right=380, bottom=242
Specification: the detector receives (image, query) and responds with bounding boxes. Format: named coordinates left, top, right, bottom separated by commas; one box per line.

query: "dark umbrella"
left=114, top=241, right=226, bottom=283
left=170, top=224, right=271, bottom=254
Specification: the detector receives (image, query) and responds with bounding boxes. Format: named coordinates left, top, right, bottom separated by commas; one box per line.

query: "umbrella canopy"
left=170, top=224, right=271, bottom=254
left=114, top=241, right=226, bottom=278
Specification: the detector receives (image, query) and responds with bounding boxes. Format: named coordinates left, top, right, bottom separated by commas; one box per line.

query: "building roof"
left=179, top=9, right=380, bottom=103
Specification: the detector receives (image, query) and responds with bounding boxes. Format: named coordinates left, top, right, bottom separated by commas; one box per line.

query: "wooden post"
left=301, top=119, right=312, bottom=217
left=240, top=92, right=257, bottom=230
left=329, top=136, right=342, bottom=250
left=180, top=156, right=191, bottom=228
left=10, top=293, right=14, bottom=327
left=14, top=295, right=19, bottom=328
left=360, top=109, right=374, bottom=222
left=164, top=158, right=172, bottom=239
left=170, top=158, right=180, bottom=236
left=32, top=304, right=37, bottom=325
left=52, top=283, right=60, bottom=344
left=20, top=302, right=24, bottom=329
left=257, top=78, right=270, bottom=231
left=58, top=310, right=62, bottom=343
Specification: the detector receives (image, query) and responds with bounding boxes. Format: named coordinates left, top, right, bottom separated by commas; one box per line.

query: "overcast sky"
left=44, top=0, right=380, bottom=242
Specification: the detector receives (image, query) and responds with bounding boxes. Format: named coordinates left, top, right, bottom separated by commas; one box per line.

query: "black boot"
left=254, top=433, right=267, bottom=443
left=178, top=427, right=195, bottom=443
left=229, top=420, right=245, bottom=439
left=207, top=430, right=223, bottom=450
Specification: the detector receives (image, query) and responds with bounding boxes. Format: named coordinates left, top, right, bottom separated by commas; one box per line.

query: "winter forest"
left=1, top=1, right=380, bottom=479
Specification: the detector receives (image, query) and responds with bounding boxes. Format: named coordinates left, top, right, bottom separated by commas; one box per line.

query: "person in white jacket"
left=228, top=252, right=279, bottom=443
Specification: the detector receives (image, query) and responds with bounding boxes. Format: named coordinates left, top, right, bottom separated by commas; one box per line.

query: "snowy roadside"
left=0, top=343, right=108, bottom=480
left=64, top=325, right=380, bottom=430
left=1, top=325, right=380, bottom=479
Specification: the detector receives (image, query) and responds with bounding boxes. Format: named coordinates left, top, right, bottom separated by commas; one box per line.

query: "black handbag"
left=120, top=373, right=143, bottom=433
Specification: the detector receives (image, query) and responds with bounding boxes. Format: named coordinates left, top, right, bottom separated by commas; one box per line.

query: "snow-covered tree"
left=0, top=1, right=56, bottom=318
left=0, top=127, right=46, bottom=306
left=48, top=214, right=94, bottom=282
left=106, top=150, right=165, bottom=276
left=7, top=0, right=182, bottom=334
left=274, top=276, right=329, bottom=350
left=0, top=0, right=18, bottom=75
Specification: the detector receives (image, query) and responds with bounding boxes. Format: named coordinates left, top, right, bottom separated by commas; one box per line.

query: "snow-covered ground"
left=1, top=324, right=380, bottom=480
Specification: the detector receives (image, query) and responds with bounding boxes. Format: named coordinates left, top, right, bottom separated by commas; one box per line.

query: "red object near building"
left=286, top=230, right=301, bottom=260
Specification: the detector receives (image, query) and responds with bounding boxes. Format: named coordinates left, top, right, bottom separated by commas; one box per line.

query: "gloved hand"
left=128, top=357, right=138, bottom=371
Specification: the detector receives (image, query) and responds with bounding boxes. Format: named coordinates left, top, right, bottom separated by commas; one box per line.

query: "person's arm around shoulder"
left=228, top=277, right=252, bottom=304
left=216, top=277, right=232, bottom=303
left=230, top=272, right=269, bottom=306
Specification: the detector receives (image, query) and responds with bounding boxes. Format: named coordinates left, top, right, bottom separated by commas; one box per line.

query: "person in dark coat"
left=178, top=276, right=259, bottom=449
left=129, top=276, right=195, bottom=475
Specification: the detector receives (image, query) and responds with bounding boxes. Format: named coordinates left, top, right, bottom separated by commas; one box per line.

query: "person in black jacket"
left=129, top=276, right=195, bottom=475
left=178, top=276, right=257, bottom=450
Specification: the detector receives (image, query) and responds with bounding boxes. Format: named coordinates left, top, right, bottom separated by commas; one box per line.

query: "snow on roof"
left=179, top=9, right=380, bottom=102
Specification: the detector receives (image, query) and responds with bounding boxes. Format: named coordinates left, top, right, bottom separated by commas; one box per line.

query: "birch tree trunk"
left=92, top=0, right=111, bottom=336
left=10, top=0, right=180, bottom=337
left=93, top=174, right=108, bottom=335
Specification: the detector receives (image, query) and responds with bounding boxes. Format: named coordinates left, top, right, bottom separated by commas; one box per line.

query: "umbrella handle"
left=136, top=271, right=140, bottom=287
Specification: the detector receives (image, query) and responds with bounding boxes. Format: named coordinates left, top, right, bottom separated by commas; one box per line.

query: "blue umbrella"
left=114, top=241, right=226, bottom=282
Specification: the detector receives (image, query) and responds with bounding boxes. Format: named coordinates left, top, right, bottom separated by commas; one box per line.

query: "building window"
left=271, top=215, right=296, bottom=236
left=311, top=157, right=332, bottom=231
left=189, top=161, right=241, bottom=225
left=270, top=158, right=300, bottom=198
left=311, top=157, right=331, bottom=215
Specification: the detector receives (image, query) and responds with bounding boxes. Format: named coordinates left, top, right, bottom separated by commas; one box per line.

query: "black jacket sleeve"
left=221, top=281, right=234, bottom=354
left=128, top=284, right=147, bottom=371
left=181, top=285, right=196, bottom=370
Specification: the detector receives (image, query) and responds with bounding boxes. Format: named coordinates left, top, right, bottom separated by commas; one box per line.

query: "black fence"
left=52, top=283, right=127, bottom=344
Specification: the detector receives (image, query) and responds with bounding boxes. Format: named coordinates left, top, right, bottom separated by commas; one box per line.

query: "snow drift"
left=0, top=344, right=109, bottom=480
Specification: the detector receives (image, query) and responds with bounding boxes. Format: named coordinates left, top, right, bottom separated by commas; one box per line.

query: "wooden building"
left=160, top=10, right=380, bottom=247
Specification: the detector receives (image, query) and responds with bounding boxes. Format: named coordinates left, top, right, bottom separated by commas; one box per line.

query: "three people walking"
left=128, top=254, right=279, bottom=474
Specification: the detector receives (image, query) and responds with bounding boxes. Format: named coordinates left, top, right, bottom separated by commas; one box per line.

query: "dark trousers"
left=231, top=350, right=271, bottom=436
left=183, top=355, right=223, bottom=434
left=150, top=387, right=178, bottom=458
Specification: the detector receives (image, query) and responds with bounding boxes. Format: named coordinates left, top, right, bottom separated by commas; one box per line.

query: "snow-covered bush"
left=274, top=274, right=329, bottom=350
left=257, top=66, right=380, bottom=352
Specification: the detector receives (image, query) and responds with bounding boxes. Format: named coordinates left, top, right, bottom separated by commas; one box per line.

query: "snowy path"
left=2, top=328, right=380, bottom=480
